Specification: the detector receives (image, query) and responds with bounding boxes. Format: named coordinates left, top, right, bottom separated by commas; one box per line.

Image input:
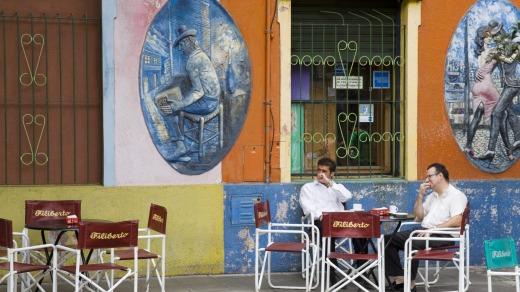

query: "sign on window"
left=333, top=76, right=363, bottom=89
left=373, top=71, right=390, bottom=89
left=359, top=104, right=374, bottom=123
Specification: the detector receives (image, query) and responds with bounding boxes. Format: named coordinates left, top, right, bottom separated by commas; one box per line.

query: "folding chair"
left=254, top=200, right=319, bottom=292
left=300, top=205, right=353, bottom=287
left=321, top=211, right=385, bottom=292
left=107, top=204, right=167, bottom=292
left=23, top=200, right=82, bottom=265
left=55, top=220, right=139, bottom=292
left=398, top=201, right=471, bottom=290
left=0, top=218, right=56, bottom=292
left=403, top=203, right=470, bottom=292
left=484, top=238, right=520, bottom=292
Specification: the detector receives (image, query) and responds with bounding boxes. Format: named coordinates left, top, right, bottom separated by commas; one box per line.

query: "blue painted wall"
left=223, top=180, right=520, bottom=274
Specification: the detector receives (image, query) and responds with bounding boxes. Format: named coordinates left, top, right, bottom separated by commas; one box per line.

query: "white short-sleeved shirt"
left=299, top=180, right=353, bottom=220
left=421, top=184, right=467, bottom=228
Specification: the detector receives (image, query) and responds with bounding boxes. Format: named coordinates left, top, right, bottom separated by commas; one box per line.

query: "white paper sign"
left=333, top=76, right=363, bottom=89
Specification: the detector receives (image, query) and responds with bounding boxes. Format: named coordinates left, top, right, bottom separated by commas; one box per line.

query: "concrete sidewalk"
left=36, top=265, right=519, bottom=291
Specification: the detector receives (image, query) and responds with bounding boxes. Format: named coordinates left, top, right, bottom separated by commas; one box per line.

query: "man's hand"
left=160, top=104, right=173, bottom=115
left=170, top=100, right=184, bottom=112
left=418, top=182, right=431, bottom=196
left=318, top=174, right=332, bottom=187
left=475, top=71, right=484, bottom=82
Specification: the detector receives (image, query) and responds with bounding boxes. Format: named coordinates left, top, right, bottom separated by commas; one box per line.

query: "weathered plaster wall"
left=223, top=181, right=520, bottom=273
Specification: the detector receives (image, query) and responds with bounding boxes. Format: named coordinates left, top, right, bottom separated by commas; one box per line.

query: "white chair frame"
left=398, top=221, right=470, bottom=291
left=403, top=228, right=467, bottom=292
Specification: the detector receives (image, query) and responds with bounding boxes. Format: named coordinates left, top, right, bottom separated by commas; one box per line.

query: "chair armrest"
left=398, top=221, right=421, bottom=231
left=138, top=234, right=166, bottom=240
left=301, top=213, right=315, bottom=224
left=55, top=244, right=79, bottom=253
left=409, top=228, right=460, bottom=237
left=10, top=243, right=55, bottom=253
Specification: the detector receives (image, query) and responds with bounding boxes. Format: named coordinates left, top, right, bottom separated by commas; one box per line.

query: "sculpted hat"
left=173, top=25, right=197, bottom=47
left=488, top=19, right=503, bottom=36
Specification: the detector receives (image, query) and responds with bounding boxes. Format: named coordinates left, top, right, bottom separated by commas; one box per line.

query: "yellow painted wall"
left=0, top=185, right=224, bottom=275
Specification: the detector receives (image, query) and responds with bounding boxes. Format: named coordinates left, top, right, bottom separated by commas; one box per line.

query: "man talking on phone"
left=384, top=162, right=467, bottom=292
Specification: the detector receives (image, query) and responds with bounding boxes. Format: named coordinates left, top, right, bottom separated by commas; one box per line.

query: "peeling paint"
left=225, top=180, right=520, bottom=273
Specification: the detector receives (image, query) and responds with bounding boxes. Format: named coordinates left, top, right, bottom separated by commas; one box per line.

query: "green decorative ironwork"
left=20, top=114, right=48, bottom=166
left=19, top=33, right=47, bottom=86
left=290, top=112, right=404, bottom=159
left=290, top=40, right=404, bottom=69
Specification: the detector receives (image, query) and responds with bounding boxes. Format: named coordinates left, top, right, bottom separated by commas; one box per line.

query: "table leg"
left=385, top=221, right=403, bottom=292
left=36, top=230, right=68, bottom=292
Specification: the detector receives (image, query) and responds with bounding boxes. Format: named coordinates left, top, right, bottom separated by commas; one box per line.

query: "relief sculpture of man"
left=159, top=25, right=221, bottom=162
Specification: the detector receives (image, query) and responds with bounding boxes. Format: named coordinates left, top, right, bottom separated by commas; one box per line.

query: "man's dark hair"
left=317, top=157, right=336, bottom=172
left=427, top=162, right=449, bottom=182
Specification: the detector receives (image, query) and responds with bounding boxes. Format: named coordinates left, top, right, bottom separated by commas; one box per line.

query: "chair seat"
left=60, top=262, right=129, bottom=273
left=114, top=248, right=159, bottom=260
left=265, top=242, right=306, bottom=252
left=0, top=261, right=50, bottom=273
left=328, top=252, right=378, bottom=261
left=412, top=249, right=457, bottom=261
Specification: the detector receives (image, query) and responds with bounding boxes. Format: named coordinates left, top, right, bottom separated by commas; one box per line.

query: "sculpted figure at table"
left=384, top=163, right=468, bottom=292
left=298, top=157, right=367, bottom=286
left=159, top=25, right=221, bottom=162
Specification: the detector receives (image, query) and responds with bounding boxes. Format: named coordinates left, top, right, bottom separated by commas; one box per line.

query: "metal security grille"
left=0, top=12, right=103, bottom=185
left=291, top=4, right=405, bottom=178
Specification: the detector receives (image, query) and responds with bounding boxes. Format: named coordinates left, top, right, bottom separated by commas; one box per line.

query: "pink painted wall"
left=113, top=0, right=221, bottom=185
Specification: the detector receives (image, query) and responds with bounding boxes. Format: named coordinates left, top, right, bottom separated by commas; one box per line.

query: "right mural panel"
left=446, top=0, right=520, bottom=173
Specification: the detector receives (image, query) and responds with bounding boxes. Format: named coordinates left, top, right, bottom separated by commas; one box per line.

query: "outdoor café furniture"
left=106, top=203, right=168, bottom=292
left=55, top=220, right=139, bottom=292
left=254, top=200, right=319, bottom=292
left=300, top=203, right=353, bottom=286
left=321, top=211, right=385, bottom=292
left=23, top=200, right=81, bottom=265
left=403, top=203, right=471, bottom=292
left=397, top=207, right=470, bottom=290
left=0, top=218, right=56, bottom=292
left=484, top=238, right=520, bottom=292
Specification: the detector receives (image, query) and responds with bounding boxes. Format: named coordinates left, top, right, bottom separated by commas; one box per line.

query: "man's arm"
left=434, top=214, right=462, bottom=229
left=299, top=185, right=319, bottom=220
left=413, top=182, right=429, bottom=221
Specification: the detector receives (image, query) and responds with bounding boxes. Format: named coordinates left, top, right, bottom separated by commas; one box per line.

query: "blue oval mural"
left=445, top=0, right=520, bottom=173
left=139, top=0, right=251, bottom=175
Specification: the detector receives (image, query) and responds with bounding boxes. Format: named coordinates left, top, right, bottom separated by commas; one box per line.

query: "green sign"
left=484, top=238, right=518, bottom=270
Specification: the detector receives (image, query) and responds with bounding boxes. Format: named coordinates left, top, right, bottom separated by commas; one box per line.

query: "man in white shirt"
left=299, top=157, right=354, bottom=285
left=385, top=163, right=468, bottom=292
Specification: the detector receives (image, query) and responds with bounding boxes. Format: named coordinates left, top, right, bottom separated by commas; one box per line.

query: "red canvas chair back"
left=25, top=200, right=82, bottom=224
left=254, top=200, right=272, bottom=228
left=459, top=202, right=470, bottom=235
left=148, top=204, right=167, bottom=234
left=0, top=218, right=14, bottom=249
left=322, top=211, right=381, bottom=239
left=77, top=220, right=138, bottom=250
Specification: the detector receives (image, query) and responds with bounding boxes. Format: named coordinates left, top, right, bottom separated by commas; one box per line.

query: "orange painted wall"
left=418, top=0, right=520, bottom=179
left=220, top=0, right=281, bottom=183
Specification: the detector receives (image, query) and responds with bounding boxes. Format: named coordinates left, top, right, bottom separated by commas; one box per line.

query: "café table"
left=25, top=219, right=107, bottom=291
left=340, top=212, right=415, bottom=291
left=379, top=213, right=416, bottom=292
left=25, top=219, right=107, bottom=264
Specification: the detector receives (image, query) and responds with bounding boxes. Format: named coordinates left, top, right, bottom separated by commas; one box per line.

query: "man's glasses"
left=425, top=172, right=438, bottom=179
